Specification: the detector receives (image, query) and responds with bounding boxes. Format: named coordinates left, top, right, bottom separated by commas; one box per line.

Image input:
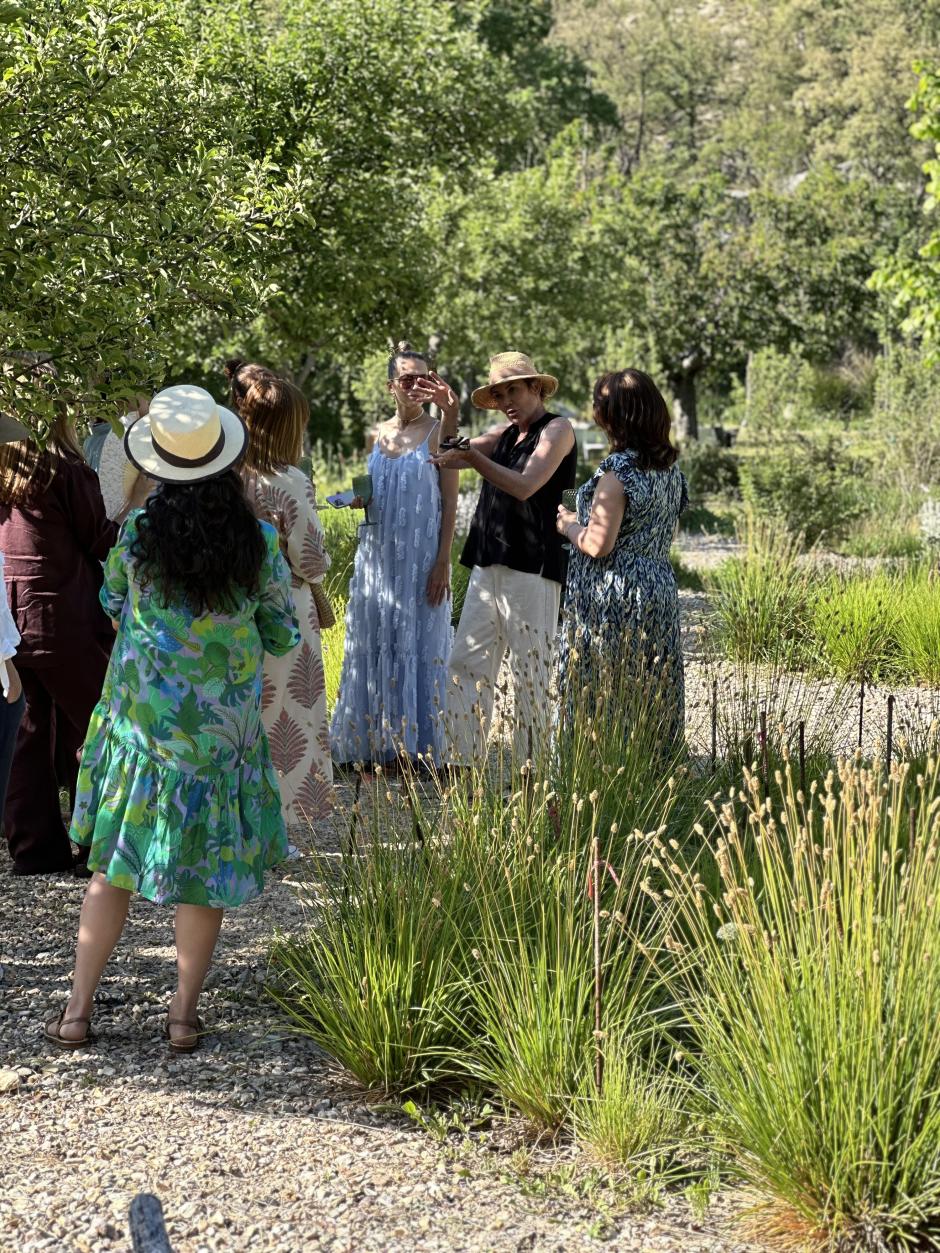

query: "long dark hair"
left=592, top=369, right=678, bottom=471
left=130, top=470, right=266, bottom=615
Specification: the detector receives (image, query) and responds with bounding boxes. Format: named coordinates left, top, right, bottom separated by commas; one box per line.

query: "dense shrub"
left=872, top=344, right=940, bottom=492
left=742, top=347, right=818, bottom=432
left=737, top=427, right=870, bottom=545
left=679, top=439, right=739, bottom=501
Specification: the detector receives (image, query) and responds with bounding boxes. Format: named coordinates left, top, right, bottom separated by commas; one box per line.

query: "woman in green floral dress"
left=45, top=385, right=300, bottom=1053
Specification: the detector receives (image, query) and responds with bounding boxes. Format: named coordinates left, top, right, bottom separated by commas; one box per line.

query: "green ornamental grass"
left=270, top=781, right=479, bottom=1094
left=662, top=758, right=940, bottom=1249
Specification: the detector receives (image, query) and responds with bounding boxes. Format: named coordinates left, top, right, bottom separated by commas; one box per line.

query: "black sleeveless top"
left=460, top=413, right=576, bottom=584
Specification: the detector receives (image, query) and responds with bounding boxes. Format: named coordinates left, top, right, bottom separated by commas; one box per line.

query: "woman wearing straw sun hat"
left=431, top=351, right=576, bottom=766
left=48, top=384, right=300, bottom=1053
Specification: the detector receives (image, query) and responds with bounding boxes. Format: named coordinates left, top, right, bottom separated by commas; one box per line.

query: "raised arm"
left=442, top=417, right=575, bottom=502
left=427, top=422, right=459, bottom=607
left=418, top=372, right=461, bottom=446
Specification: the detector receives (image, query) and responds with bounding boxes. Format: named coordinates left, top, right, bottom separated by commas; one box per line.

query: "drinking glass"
left=561, top=488, right=578, bottom=553
left=352, top=473, right=375, bottom=527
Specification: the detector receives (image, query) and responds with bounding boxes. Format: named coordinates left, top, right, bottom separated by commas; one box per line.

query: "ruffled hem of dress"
left=70, top=731, right=288, bottom=908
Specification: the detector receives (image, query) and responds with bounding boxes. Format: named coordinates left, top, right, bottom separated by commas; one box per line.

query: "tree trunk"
left=669, top=371, right=699, bottom=443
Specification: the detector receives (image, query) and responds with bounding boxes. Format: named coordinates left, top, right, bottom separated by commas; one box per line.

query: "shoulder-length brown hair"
left=236, top=372, right=308, bottom=474
left=0, top=413, right=85, bottom=507
left=592, top=369, right=678, bottom=471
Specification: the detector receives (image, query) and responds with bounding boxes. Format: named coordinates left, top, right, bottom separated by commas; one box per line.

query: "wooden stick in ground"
left=858, top=675, right=866, bottom=750
left=129, top=1194, right=173, bottom=1253
left=593, top=834, right=604, bottom=1095
left=711, top=677, right=718, bottom=771
left=404, top=779, right=425, bottom=850
left=344, top=770, right=363, bottom=862
left=886, top=693, right=895, bottom=771
left=759, top=707, right=769, bottom=792
left=522, top=725, right=534, bottom=810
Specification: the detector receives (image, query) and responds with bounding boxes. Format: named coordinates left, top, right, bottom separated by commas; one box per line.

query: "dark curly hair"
left=593, top=369, right=679, bottom=471
left=130, top=470, right=266, bottom=615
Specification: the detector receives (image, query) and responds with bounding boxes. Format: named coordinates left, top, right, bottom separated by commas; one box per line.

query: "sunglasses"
left=393, top=373, right=430, bottom=390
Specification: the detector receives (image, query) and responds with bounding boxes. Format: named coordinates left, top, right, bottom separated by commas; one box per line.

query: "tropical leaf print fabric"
left=69, top=512, right=300, bottom=907
left=242, top=466, right=333, bottom=825
left=558, top=451, right=689, bottom=748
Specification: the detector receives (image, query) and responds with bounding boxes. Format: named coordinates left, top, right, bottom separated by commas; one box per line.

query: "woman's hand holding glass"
left=556, top=504, right=578, bottom=536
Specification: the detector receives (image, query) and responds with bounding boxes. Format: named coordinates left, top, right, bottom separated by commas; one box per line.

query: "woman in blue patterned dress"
left=556, top=370, right=688, bottom=747
left=45, top=386, right=299, bottom=1053
left=331, top=343, right=459, bottom=768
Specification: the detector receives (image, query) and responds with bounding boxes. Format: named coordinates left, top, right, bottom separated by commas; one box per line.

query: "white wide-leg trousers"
left=445, top=563, right=560, bottom=765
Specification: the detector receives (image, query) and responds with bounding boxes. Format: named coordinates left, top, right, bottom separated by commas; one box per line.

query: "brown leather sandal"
left=44, top=1009, right=95, bottom=1049
left=163, top=1015, right=205, bottom=1054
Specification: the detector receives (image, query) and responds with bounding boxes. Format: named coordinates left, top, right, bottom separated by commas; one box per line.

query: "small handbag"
left=312, top=581, right=336, bottom=630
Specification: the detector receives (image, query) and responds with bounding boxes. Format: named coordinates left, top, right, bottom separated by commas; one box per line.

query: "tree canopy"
left=0, top=0, right=936, bottom=440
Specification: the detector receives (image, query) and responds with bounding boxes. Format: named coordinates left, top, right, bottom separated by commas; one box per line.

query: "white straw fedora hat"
left=125, top=385, right=246, bottom=484
left=471, top=351, right=559, bottom=411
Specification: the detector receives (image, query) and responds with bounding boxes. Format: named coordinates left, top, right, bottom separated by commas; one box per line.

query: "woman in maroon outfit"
left=0, top=414, right=116, bottom=875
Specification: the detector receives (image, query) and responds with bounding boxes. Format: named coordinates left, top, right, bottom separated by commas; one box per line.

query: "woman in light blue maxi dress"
left=330, top=347, right=459, bottom=766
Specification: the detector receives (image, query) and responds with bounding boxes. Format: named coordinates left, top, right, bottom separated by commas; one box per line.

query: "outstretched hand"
left=411, top=370, right=459, bottom=418
left=431, top=446, right=474, bottom=471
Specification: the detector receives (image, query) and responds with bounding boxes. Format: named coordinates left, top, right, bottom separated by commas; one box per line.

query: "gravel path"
left=0, top=841, right=763, bottom=1253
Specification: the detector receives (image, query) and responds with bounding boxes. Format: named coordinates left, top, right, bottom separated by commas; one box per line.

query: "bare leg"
left=60, top=873, right=132, bottom=1041
left=168, top=903, right=223, bottom=1046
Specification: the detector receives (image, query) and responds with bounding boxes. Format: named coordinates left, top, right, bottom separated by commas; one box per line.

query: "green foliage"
left=426, top=135, right=600, bottom=390
left=894, top=566, right=940, bottom=685
left=321, top=602, right=346, bottom=714
left=557, top=0, right=940, bottom=184
left=270, top=801, right=477, bottom=1093
left=572, top=1041, right=690, bottom=1174
left=704, top=518, right=814, bottom=669
left=678, top=441, right=739, bottom=502
left=0, top=0, right=305, bottom=432
left=871, top=344, right=940, bottom=491
left=741, top=348, right=818, bottom=432
left=191, top=0, right=522, bottom=378
left=272, top=656, right=696, bottom=1125
left=737, top=426, right=870, bottom=545
left=470, top=0, right=617, bottom=152
left=811, top=572, right=903, bottom=682
left=663, top=759, right=940, bottom=1249
left=450, top=557, right=471, bottom=629
left=705, top=524, right=940, bottom=684
left=872, top=61, right=940, bottom=358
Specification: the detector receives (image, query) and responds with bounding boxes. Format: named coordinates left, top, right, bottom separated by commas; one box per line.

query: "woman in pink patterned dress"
left=229, top=363, right=333, bottom=828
